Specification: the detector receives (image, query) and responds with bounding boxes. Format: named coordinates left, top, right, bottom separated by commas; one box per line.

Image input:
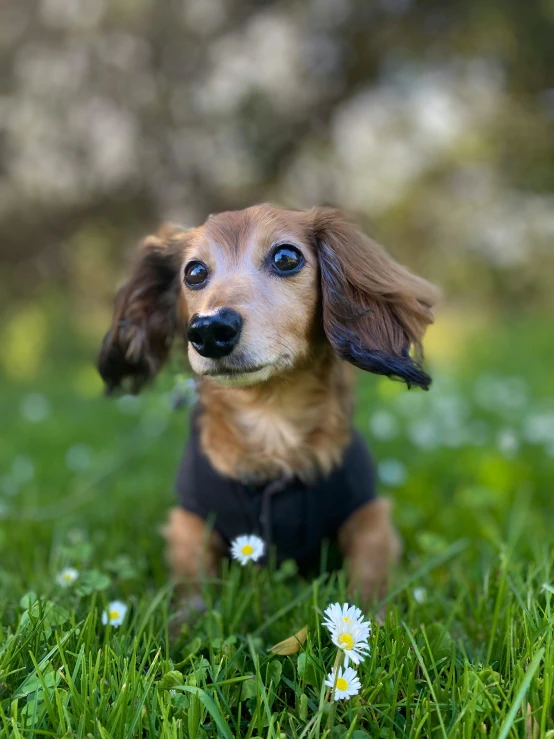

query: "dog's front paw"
left=168, top=593, right=206, bottom=640
left=339, top=497, right=402, bottom=606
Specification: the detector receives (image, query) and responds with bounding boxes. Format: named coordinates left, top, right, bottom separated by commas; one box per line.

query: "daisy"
left=324, top=665, right=362, bottom=701
left=331, top=624, right=371, bottom=667
left=322, top=602, right=364, bottom=632
left=56, top=567, right=79, bottom=588
left=230, top=534, right=265, bottom=565
left=101, top=600, right=128, bottom=627
left=323, top=602, right=371, bottom=667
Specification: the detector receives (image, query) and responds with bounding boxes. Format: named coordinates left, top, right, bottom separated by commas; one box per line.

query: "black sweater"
left=176, top=407, right=376, bottom=572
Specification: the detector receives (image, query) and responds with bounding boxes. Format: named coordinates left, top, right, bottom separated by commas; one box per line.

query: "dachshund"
left=98, top=205, right=438, bottom=603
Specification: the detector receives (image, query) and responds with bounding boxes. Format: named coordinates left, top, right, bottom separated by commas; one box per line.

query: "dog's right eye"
left=184, top=261, right=209, bottom=288
left=270, top=245, right=304, bottom=275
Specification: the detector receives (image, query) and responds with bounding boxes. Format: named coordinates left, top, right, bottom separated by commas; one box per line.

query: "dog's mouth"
left=198, top=359, right=278, bottom=387
left=190, top=350, right=293, bottom=387
left=204, top=364, right=267, bottom=377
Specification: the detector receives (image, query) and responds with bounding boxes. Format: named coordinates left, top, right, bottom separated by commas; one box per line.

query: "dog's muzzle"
left=187, top=308, right=243, bottom=359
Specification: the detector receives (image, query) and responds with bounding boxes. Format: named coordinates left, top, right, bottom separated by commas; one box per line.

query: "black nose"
left=187, top=308, right=243, bottom=359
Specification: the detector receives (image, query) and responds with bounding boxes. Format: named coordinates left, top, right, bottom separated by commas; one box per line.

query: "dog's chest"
left=198, top=364, right=353, bottom=482
left=239, top=406, right=303, bottom=458
left=176, top=419, right=377, bottom=570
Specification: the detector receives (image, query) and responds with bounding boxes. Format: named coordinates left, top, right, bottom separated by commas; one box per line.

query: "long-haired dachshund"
left=98, top=205, right=438, bottom=602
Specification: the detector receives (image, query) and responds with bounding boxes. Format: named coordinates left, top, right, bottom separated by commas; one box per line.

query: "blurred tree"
left=0, top=0, right=553, bottom=315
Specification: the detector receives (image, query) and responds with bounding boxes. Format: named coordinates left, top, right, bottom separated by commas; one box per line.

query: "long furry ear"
left=97, top=227, right=186, bottom=394
left=313, top=208, right=439, bottom=390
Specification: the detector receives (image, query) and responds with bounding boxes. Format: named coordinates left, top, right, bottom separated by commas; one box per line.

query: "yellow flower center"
left=336, top=677, right=349, bottom=691
left=63, top=574, right=72, bottom=581
left=241, top=544, right=254, bottom=556
left=109, top=610, right=120, bottom=620
left=338, top=633, right=355, bottom=651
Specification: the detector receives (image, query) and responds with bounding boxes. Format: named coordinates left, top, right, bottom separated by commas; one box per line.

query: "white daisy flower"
left=56, top=567, right=79, bottom=587
left=322, top=602, right=364, bottom=632
left=331, top=625, right=371, bottom=667
left=377, top=458, right=408, bottom=487
left=101, top=600, right=128, bottom=627
left=230, top=534, right=265, bottom=565
left=323, top=602, right=371, bottom=667
left=12, top=455, right=35, bottom=484
left=497, top=428, right=519, bottom=457
left=325, top=665, right=362, bottom=701
left=369, top=410, right=399, bottom=441
left=20, top=393, right=51, bottom=423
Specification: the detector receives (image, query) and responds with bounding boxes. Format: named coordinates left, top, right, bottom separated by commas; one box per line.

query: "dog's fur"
left=98, top=205, right=438, bottom=601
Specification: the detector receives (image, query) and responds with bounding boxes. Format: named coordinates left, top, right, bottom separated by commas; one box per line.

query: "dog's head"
left=98, top=205, right=439, bottom=392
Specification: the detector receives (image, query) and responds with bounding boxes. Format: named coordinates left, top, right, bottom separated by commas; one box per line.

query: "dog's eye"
left=271, top=245, right=304, bottom=275
left=184, top=261, right=209, bottom=288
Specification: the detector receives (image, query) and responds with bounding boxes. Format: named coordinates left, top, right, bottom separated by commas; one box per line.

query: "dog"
left=98, top=205, right=438, bottom=602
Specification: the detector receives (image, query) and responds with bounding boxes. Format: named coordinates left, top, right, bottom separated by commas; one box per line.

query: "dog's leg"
left=162, top=508, right=224, bottom=633
left=163, top=507, right=223, bottom=583
left=338, top=498, right=401, bottom=605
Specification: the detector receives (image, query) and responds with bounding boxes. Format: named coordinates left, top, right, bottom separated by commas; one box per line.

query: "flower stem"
left=325, top=649, right=344, bottom=731
left=251, top=563, right=262, bottom=623
left=325, top=650, right=344, bottom=701
left=325, top=649, right=344, bottom=730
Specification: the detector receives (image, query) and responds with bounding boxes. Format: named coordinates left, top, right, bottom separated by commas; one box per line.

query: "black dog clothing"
left=176, top=407, right=377, bottom=572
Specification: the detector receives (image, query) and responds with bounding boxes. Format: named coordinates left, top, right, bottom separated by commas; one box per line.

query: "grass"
left=1, top=314, right=553, bottom=737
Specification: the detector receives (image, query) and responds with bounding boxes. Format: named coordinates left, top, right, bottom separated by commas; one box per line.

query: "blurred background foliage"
left=1, top=0, right=554, bottom=363
left=1, top=7, right=554, bottom=733
left=0, top=0, right=552, bottom=539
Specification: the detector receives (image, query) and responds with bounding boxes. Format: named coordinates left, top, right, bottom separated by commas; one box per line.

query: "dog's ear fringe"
left=97, top=231, right=185, bottom=395
left=313, top=207, right=439, bottom=390
left=329, top=330, right=432, bottom=390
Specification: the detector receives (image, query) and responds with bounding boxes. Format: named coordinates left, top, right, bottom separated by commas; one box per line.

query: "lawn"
left=1, top=313, right=553, bottom=738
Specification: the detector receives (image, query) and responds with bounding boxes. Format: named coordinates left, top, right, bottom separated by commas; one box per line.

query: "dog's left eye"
left=184, top=261, right=209, bottom=288
left=271, top=245, right=304, bottom=275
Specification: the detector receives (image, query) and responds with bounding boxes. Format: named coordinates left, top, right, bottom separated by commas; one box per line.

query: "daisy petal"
left=230, top=534, right=265, bottom=565
left=56, top=567, right=79, bottom=587
left=325, top=665, right=362, bottom=701
left=101, top=600, right=128, bottom=627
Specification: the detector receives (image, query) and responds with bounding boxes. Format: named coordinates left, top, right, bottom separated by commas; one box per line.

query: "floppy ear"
left=313, top=208, right=439, bottom=390
left=97, top=227, right=186, bottom=394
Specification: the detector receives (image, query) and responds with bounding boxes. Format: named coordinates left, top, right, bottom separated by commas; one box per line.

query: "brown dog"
left=98, top=205, right=438, bottom=602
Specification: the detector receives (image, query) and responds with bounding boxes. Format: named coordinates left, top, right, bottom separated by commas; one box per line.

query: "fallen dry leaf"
left=269, top=625, right=308, bottom=655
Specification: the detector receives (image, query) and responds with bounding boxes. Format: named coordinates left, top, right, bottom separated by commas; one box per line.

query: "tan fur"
left=338, top=498, right=402, bottom=603
left=180, top=206, right=322, bottom=385
left=198, top=348, right=353, bottom=483
left=313, top=208, right=439, bottom=388
left=99, top=204, right=439, bottom=602
left=162, top=508, right=223, bottom=583
left=314, top=208, right=437, bottom=352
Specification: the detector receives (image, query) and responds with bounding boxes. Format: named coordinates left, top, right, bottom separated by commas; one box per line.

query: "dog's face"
left=180, top=207, right=320, bottom=386
left=98, top=205, right=439, bottom=393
